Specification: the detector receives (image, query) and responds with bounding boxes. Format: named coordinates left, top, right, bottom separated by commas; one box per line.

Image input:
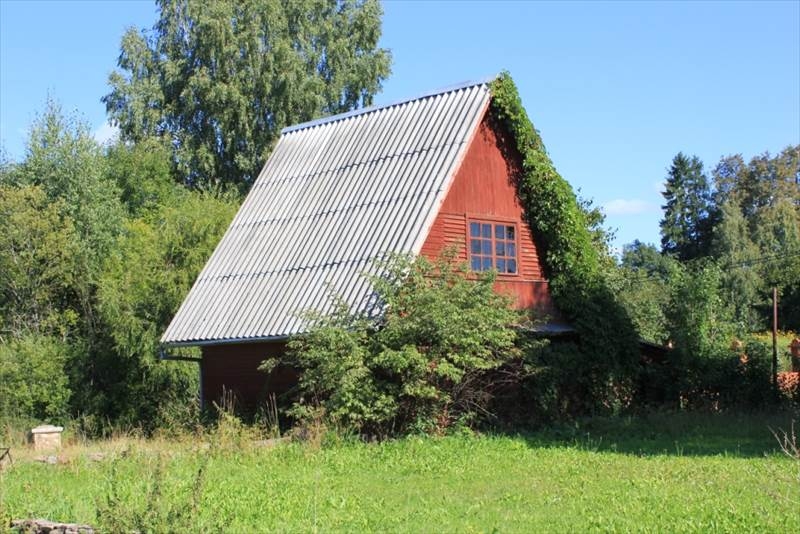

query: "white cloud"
left=92, top=121, right=119, bottom=146
left=603, top=198, right=655, bottom=215
left=652, top=180, right=665, bottom=194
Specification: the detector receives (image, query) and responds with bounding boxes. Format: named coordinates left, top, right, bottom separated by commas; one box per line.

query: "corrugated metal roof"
left=161, top=80, right=492, bottom=346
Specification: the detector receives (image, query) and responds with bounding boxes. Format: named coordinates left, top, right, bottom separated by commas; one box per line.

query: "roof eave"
left=161, top=334, right=291, bottom=348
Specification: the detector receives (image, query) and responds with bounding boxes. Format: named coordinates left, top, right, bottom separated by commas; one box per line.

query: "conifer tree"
left=660, top=153, right=715, bottom=260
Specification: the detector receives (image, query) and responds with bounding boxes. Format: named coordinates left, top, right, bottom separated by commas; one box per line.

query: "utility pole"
left=772, top=287, right=778, bottom=395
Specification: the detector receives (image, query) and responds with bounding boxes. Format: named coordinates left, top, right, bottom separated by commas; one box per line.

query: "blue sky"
left=1, top=0, right=798, bottom=249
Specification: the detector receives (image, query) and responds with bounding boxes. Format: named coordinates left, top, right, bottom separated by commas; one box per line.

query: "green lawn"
left=2, top=412, right=798, bottom=532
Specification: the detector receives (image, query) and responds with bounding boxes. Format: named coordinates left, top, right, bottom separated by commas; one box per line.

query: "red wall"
left=201, top=342, right=293, bottom=411
left=420, top=113, right=555, bottom=313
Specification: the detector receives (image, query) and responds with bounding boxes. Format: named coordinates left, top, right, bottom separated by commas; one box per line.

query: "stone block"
left=30, top=425, right=63, bottom=451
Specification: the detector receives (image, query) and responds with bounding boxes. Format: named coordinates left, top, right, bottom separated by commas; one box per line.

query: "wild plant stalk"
left=770, top=421, right=799, bottom=461
left=0, top=459, right=6, bottom=527
left=257, top=393, right=281, bottom=439
left=96, top=447, right=215, bottom=531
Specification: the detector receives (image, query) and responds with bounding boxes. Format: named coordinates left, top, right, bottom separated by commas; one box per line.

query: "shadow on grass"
left=501, top=410, right=799, bottom=458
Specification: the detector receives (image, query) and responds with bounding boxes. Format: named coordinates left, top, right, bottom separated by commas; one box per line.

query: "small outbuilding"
left=161, top=77, right=561, bottom=409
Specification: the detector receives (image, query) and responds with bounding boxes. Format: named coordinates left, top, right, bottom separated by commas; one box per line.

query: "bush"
left=0, top=335, right=71, bottom=421
left=640, top=335, right=776, bottom=412
left=91, top=190, right=236, bottom=431
left=666, top=261, right=736, bottom=361
left=501, top=338, right=637, bottom=425
left=0, top=185, right=82, bottom=338
left=266, top=254, right=524, bottom=436
left=678, top=339, right=773, bottom=410
left=647, top=262, right=776, bottom=410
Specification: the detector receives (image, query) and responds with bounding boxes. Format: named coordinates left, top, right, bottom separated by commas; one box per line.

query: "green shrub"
left=666, top=261, right=736, bottom=361
left=0, top=185, right=82, bottom=338
left=640, top=342, right=777, bottom=413
left=502, top=338, right=638, bottom=424
left=651, top=261, right=775, bottom=410
left=90, top=190, right=236, bottom=431
left=267, top=254, right=523, bottom=436
left=672, top=339, right=773, bottom=411
left=0, top=335, right=71, bottom=421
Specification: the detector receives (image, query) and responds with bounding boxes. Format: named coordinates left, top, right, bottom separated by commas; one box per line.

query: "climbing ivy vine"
left=490, top=72, right=639, bottom=385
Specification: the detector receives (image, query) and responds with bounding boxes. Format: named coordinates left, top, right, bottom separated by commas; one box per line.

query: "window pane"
left=482, top=224, right=491, bottom=238
left=496, top=258, right=506, bottom=272
left=496, top=241, right=505, bottom=256
left=470, top=222, right=480, bottom=237
left=507, top=243, right=516, bottom=258
left=470, top=239, right=482, bottom=254
left=506, top=226, right=515, bottom=240
left=481, top=240, right=491, bottom=255
left=471, top=256, right=481, bottom=271
left=495, top=225, right=505, bottom=239
left=507, top=259, right=517, bottom=273
left=482, top=257, right=493, bottom=271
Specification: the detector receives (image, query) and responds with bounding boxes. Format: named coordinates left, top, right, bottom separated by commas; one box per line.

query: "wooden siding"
left=420, top=113, right=555, bottom=313
left=201, top=342, right=293, bottom=411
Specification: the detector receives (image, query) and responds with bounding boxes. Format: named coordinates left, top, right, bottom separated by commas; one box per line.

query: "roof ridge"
left=280, top=74, right=497, bottom=135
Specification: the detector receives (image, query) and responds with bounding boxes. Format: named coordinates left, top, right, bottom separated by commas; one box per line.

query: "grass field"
left=2, top=411, right=799, bottom=532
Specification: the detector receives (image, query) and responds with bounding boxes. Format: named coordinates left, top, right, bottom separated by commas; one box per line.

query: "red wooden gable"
left=420, top=112, right=555, bottom=314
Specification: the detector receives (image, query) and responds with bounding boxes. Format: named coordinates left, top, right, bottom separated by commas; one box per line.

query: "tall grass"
left=1, top=411, right=798, bottom=532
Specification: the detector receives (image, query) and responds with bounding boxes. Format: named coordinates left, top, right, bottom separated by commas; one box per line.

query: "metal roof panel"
left=162, top=80, right=492, bottom=345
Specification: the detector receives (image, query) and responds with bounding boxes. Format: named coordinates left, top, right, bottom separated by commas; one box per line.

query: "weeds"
left=771, top=421, right=799, bottom=460
left=255, top=393, right=281, bottom=440
left=95, top=447, right=217, bottom=532
left=0, top=454, right=9, bottom=530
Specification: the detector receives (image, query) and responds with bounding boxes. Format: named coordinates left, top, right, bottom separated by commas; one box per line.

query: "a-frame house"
left=161, top=78, right=561, bottom=408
